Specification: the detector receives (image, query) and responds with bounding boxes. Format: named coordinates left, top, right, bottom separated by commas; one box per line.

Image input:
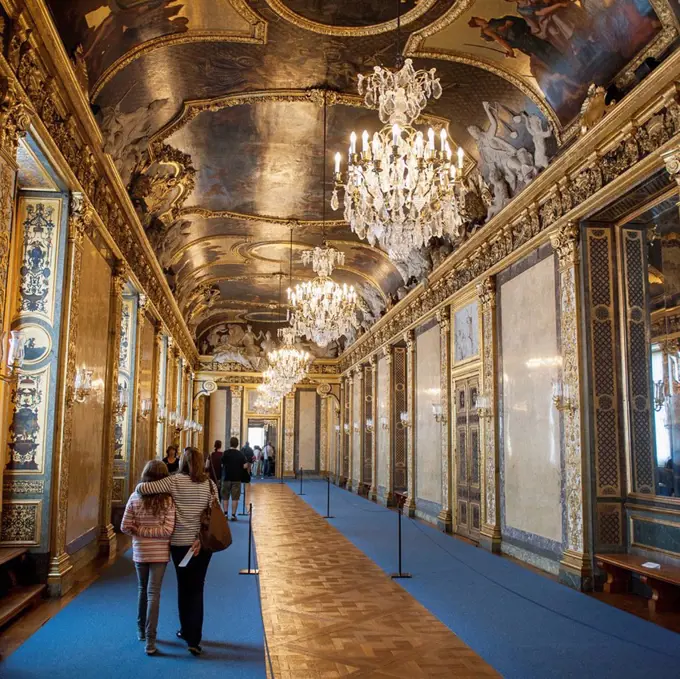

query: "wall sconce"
left=380, top=416, right=388, bottom=430
left=72, top=367, right=94, bottom=404
left=366, top=418, right=374, bottom=433
left=654, top=379, right=667, bottom=412
left=476, top=393, right=493, bottom=419
left=139, top=398, right=152, bottom=420
left=431, top=403, right=446, bottom=424
left=157, top=405, right=167, bottom=424
left=353, top=421, right=360, bottom=433
left=552, top=380, right=576, bottom=416
left=335, top=424, right=340, bottom=433
left=400, top=411, right=410, bottom=428
left=0, top=330, right=26, bottom=383
left=343, top=423, right=349, bottom=434
left=114, top=383, right=128, bottom=416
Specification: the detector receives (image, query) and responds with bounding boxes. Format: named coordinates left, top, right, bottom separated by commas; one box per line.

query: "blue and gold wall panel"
left=2, top=193, right=68, bottom=552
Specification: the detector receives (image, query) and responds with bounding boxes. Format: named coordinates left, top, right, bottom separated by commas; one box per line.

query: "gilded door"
left=454, top=376, right=481, bottom=541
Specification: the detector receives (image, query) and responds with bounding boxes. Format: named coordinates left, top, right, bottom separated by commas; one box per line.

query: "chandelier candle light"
left=332, top=51, right=466, bottom=261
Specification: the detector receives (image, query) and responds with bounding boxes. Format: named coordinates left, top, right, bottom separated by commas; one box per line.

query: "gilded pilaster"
left=478, top=277, right=501, bottom=552
left=550, top=223, right=592, bottom=591
left=662, top=146, right=680, bottom=219
left=283, top=389, right=295, bottom=477
left=353, top=366, right=364, bottom=493
left=230, top=385, right=243, bottom=442
left=369, top=355, right=378, bottom=501
left=404, top=330, right=416, bottom=517
left=128, top=294, right=147, bottom=492
left=47, top=194, right=91, bottom=596
left=347, top=372, right=354, bottom=489
left=382, top=345, right=394, bottom=506
left=98, top=261, right=127, bottom=560
left=151, top=324, right=163, bottom=457
left=167, top=344, right=179, bottom=447
left=436, top=308, right=453, bottom=532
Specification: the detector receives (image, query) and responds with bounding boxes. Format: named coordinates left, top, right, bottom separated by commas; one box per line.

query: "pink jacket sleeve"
left=135, top=500, right=176, bottom=539
left=120, top=496, right=137, bottom=536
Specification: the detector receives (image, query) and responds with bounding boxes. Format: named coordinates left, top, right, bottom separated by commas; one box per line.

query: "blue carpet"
left=293, top=479, right=680, bottom=679
left=2, top=519, right=267, bottom=679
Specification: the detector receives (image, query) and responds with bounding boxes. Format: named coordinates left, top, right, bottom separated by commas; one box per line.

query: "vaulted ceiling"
left=43, top=0, right=589, bottom=350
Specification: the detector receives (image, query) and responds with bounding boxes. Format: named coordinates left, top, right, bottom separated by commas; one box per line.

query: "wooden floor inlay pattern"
left=250, top=484, right=498, bottom=678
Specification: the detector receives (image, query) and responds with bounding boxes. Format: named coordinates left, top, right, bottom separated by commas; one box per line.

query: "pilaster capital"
left=368, top=354, right=377, bottom=369
left=477, top=276, right=496, bottom=310
left=0, top=76, right=30, bottom=158
left=230, top=385, right=243, bottom=397
left=112, top=260, right=129, bottom=297
left=662, top=146, right=680, bottom=183
left=138, top=293, right=149, bottom=317
left=354, top=366, right=363, bottom=381
left=68, top=192, right=94, bottom=245
left=382, top=344, right=393, bottom=364
left=403, top=329, right=415, bottom=350
left=550, top=222, right=580, bottom=269
left=436, top=306, right=450, bottom=332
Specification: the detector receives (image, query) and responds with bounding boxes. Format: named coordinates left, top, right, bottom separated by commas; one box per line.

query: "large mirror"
left=646, top=202, right=680, bottom=497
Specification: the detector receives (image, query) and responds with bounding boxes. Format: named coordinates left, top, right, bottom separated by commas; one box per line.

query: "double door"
left=454, top=376, right=481, bottom=541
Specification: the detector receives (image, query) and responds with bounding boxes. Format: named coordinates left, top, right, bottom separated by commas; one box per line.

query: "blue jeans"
left=135, top=562, right=167, bottom=646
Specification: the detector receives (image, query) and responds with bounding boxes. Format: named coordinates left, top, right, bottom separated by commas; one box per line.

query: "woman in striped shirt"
left=136, top=447, right=218, bottom=657
left=121, top=460, right=176, bottom=656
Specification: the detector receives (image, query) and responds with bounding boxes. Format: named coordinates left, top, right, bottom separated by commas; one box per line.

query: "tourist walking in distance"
left=136, top=447, right=217, bottom=657
left=205, top=439, right=223, bottom=500
left=163, top=445, right=180, bottom=474
left=221, top=437, right=247, bottom=520
left=252, top=445, right=262, bottom=478
left=121, top=460, right=176, bottom=656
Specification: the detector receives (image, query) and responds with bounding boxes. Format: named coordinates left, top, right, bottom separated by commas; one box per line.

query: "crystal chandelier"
left=330, top=1, right=467, bottom=262
left=289, top=247, right=359, bottom=347
left=267, top=327, right=311, bottom=386
left=288, top=92, right=360, bottom=347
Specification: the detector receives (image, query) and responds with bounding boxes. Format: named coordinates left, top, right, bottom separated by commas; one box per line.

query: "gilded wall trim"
left=363, top=362, right=373, bottom=489
left=436, top=307, right=452, bottom=529
left=368, top=356, right=378, bottom=500
left=393, top=346, right=407, bottom=495
left=283, top=390, right=295, bottom=476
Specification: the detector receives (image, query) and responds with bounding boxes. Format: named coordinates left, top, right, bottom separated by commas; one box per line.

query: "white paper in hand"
left=179, top=547, right=194, bottom=568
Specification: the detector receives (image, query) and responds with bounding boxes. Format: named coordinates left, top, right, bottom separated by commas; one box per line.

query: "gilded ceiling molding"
left=262, top=0, right=438, bottom=37
left=151, top=88, right=456, bottom=151
left=168, top=234, right=251, bottom=267
left=338, top=55, right=680, bottom=374
left=90, top=0, right=268, bottom=100
left=177, top=206, right=345, bottom=228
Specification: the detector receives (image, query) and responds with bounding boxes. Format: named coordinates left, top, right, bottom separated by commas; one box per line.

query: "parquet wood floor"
left=250, top=484, right=499, bottom=678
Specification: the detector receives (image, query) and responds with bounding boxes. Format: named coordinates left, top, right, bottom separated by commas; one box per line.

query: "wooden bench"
left=0, top=547, right=45, bottom=630
left=596, top=553, right=680, bottom=615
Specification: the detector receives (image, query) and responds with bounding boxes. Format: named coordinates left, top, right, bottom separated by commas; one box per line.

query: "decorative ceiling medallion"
left=263, top=0, right=438, bottom=36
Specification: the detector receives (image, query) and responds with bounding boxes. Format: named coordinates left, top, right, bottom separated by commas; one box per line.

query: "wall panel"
left=297, top=389, right=318, bottom=472
left=377, top=356, right=389, bottom=494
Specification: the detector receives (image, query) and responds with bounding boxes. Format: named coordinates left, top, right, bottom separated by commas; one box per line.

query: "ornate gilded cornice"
left=0, top=5, right=198, bottom=365
left=551, top=222, right=581, bottom=270
left=339, top=55, right=680, bottom=374
left=0, top=73, right=30, bottom=159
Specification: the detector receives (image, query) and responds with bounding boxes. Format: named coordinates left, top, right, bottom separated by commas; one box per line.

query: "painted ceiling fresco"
left=45, top=0, right=678, bottom=351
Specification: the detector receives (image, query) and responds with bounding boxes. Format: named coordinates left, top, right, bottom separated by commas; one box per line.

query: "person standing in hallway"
left=263, top=441, right=273, bottom=478
left=121, top=460, right=176, bottom=656
left=136, top=447, right=217, bottom=657
left=163, top=445, right=180, bottom=474
left=205, top=439, right=223, bottom=500
left=242, top=440, right=254, bottom=472
left=221, top=437, right=247, bottom=520
left=252, top=445, right=262, bottom=478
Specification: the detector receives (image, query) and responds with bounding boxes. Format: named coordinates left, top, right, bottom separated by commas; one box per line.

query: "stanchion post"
left=324, top=474, right=334, bottom=519
left=239, top=502, right=259, bottom=576
left=299, top=466, right=305, bottom=495
left=390, top=499, right=412, bottom=579
left=239, top=481, right=248, bottom=515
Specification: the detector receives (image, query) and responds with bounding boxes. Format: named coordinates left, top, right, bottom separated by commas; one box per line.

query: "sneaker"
left=145, top=645, right=157, bottom=656
left=231, top=515, right=237, bottom=521
left=138, top=631, right=146, bottom=641
left=188, top=645, right=203, bottom=656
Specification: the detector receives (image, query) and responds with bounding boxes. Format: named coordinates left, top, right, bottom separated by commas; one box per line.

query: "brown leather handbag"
left=200, top=483, right=232, bottom=552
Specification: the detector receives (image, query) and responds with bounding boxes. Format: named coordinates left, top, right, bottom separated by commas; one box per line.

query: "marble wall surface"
left=352, top=376, right=362, bottom=483
left=500, top=253, right=562, bottom=546
left=65, top=237, right=112, bottom=548
left=297, top=389, right=317, bottom=472
left=377, top=355, right=389, bottom=493
left=416, top=323, right=442, bottom=508
left=209, top=388, right=228, bottom=449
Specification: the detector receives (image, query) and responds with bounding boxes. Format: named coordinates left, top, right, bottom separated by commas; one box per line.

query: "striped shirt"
left=120, top=492, right=175, bottom=563
left=137, top=474, right=217, bottom=546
